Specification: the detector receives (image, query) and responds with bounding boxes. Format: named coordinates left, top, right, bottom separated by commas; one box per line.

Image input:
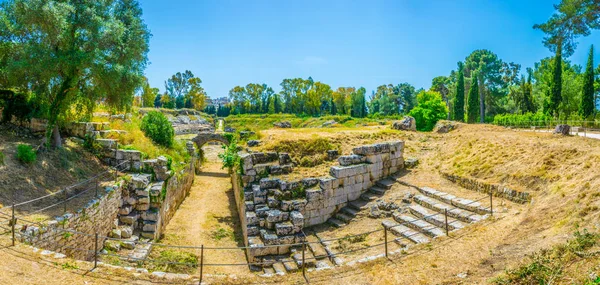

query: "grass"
left=210, top=227, right=234, bottom=241
left=224, top=113, right=402, bottom=131
left=104, top=114, right=190, bottom=173
left=0, top=150, right=4, bottom=165
left=492, top=230, right=600, bottom=285
left=147, top=249, right=198, bottom=273
left=263, top=136, right=340, bottom=167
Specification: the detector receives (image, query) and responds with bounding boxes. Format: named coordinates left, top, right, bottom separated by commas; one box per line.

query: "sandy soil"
left=151, top=144, right=249, bottom=276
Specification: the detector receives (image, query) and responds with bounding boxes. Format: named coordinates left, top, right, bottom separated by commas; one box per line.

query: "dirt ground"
left=0, top=126, right=113, bottom=223
left=151, top=144, right=248, bottom=276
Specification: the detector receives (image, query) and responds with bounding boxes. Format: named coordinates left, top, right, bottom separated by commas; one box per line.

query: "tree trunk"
left=52, top=124, right=62, bottom=148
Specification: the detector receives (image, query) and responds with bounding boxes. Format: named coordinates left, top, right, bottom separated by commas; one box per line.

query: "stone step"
left=348, top=200, right=368, bottom=211
left=315, top=233, right=341, bottom=265
left=327, top=218, right=346, bottom=228
left=263, top=267, right=275, bottom=275
left=293, top=249, right=316, bottom=267
left=272, top=262, right=287, bottom=275
left=282, top=258, right=299, bottom=272
left=315, top=259, right=334, bottom=271
left=382, top=220, right=430, bottom=244
left=335, top=212, right=353, bottom=223
left=306, top=235, right=328, bottom=259
left=392, top=213, right=445, bottom=238
left=418, top=187, right=491, bottom=215
left=408, top=204, right=465, bottom=231
left=360, top=192, right=379, bottom=202
left=369, top=186, right=387, bottom=195
left=376, top=179, right=396, bottom=190
left=340, top=207, right=359, bottom=217
left=413, top=195, right=488, bottom=224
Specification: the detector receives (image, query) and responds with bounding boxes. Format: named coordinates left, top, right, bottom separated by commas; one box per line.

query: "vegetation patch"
left=16, top=144, right=36, bottom=164
left=265, top=137, right=340, bottom=167
left=140, top=111, right=175, bottom=148
left=0, top=150, right=4, bottom=165
left=148, top=249, right=198, bottom=273
left=493, top=230, right=600, bottom=285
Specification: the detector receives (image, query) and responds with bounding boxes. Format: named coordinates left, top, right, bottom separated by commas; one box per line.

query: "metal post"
left=444, top=209, right=449, bottom=236
left=199, top=245, right=204, bottom=285
left=489, top=191, right=493, bottom=216
left=93, top=233, right=98, bottom=269
left=11, top=203, right=15, bottom=246
left=384, top=225, right=388, bottom=258
left=302, top=242, right=308, bottom=283
left=63, top=189, right=67, bottom=214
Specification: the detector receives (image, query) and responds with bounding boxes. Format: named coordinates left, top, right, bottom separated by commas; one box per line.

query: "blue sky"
left=141, top=0, right=600, bottom=98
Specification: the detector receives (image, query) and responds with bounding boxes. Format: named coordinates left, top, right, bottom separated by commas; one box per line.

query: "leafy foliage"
left=0, top=0, right=151, bottom=146
left=493, top=112, right=552, bottom=126
left=164, top=70, right=207, bottom=110
left=580, top=45, right=595, bottom=118
left=467, top=75, right=480, bottom=123
left=0, top=90, right=35, bottom=123
left=16, top=144, right=36, bottom=164
left=408, top=91, right=448, bottom=131
left=140, top=111, right=175, bottom=148
left=218, top=135, right=240, bottom=171
left=0, top=150, right=4, bottom=165
left=453, top=62, right=466, bottom=122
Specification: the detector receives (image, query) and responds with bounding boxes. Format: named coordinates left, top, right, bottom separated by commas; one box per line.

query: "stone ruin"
left=232, top=141, right=404, bottom=261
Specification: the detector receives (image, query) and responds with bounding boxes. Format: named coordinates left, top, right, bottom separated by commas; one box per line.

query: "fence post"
left=95, top=177, right=99, bottom=199
left=384, top=225, right=388, bottom=258
left=11, top=203, right=15, bottom=246
left=489, top=191, right=493, bottom=216
left=199, top=244, right=204, bottom=285
left=302, top=241, right=308, bottom=283
left=93, top=232, right=98, bottom=270
left=444, top=209, right=449, bottom=236
left=63, top=189, right=67, bottom=214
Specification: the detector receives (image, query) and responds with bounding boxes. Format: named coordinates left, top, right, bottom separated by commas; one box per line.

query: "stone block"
left=338, top=154, right=367, bottom=166
left=246, top=211, right=259, bottom=226
left=267, top=196, right=280, bottom=208
left=260, top=230, right=279, bottom=245
left=130, top=174, right=151, bottom=189
left=275, top=222, right=295, bottom=236
left=255, top=205, right=270, bottom=217
left=120, top=227, right=133, bottom=239
left=247, top=226, right=260, bottom=236
left=245, top=201, right=255, bottom=211
left=305, top=189, right=323, bottom=202
left=266, top=209, right=288, bottom=223
left=290, top=211, right=304, bottom=226
left=260, top=178, right=281, bottom=189
left=120, top=213, right=139, bottom=225
left=142, top=221, right=157, bottom=232
left=141, top=208, right=159, bottom=221
left=135, top=203, right=150, bottom=211
left=118, top=205, right=132, bottom=215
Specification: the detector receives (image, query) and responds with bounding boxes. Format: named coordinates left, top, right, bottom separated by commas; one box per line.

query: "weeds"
left=493, top=230, right=600, bottom=284
left=211, top=227, right=233, bottom=241
left=0, top=150, right=4, bottom=165
left=16, top=144, right=36, bottom=163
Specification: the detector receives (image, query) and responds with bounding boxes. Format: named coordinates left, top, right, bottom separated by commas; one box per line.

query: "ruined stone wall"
left=18, top=183, right=123, bottom=261
left=237, top=141, right=404, bottom=260
left=157, top=157, right=196, bottom=235
left=441, top=172, right=531, bottom=203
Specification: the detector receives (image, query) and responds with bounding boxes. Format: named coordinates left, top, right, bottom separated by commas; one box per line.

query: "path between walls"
left=154, top=144, right=249, bottom=276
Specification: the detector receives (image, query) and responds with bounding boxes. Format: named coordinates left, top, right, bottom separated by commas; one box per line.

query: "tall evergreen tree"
left=467, top=73, right=479, bottom=123
left=549, top=44, right=563, bottom=117
left=580, top=45, right=595, bottom=118
left=154, top=93, right=162, bottom=108
left=522, top=70, right=535, bottom=113
left=454, top=62, right=465, bottom=122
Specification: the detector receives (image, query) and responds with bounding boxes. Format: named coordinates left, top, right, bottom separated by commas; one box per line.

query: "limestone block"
left=116, top=150, right=125, bottom=160
left=121, top=240, right=135, bottom=250
left=150, top=182, right=163, bottom=197
left=267, top=196, right=280, bottom=208
left=130, top=174, right=151, bottom=189
left=142, top=221, right=157, bottom=232
left=301, top=178, right=319, bottom=189
left=135, top=203, right=150, bottom=211
left=275, top=222, right=295, bottom=236
left=278, top=235, right=295, bottom=245
left=319, top=177, right=335, bottom=191
left=260, top=230, right=279, bottom=245
left=253, top=195, right=266, bottom=204
left=140, top=231, right=156, bottom=240
left=281, top=164, right=293, bottom=174
left=244, top=190, right=254, bottom=202
left=255, top=205, right=270, bottom=217
left=338, top=154, right=366, bottom=166
left=104, top=240, right=121, bottom=251
left=247, top=226, right=259, bottom=236
left=141, top=208, right=159, bottom=221
left=110, top=229, right=121, bottom=239
left=260, top=178, right=281, bottom=189
left=305, top=189, right=323, bottom=202
left=290, top=211, right=304, bottom=226
left=246, top=212, right=259, bottom=226
left=137, top=196, right=149, bottom=204
left=119, top=213, right=139, bottom=225
left=120, top=227, right=133, bottom=239
left=246, top=169, right=257, bottom=176
left=252, top=184, right=267, bottom=197
left=245, top=201, right=255, bottom=211
left=118, top=205, right=132, bottom=215
left=279, top=153, right=292, bottom=165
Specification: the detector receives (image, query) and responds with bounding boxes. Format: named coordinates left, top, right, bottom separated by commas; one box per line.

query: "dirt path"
left=154, top=144, right=249, bottom=276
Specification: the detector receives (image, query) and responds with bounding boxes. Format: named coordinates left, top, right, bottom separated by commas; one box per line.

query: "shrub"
left=0, top=90, right=35, bottom=123
left=408, top=91, right=448, bottom=131
left=218, top=136, right=241, bottom=171
left=0, top=151, right=4, bottom=165
left=140, top=111, right=174, bottom=147
left=16, top=144, right=36, bottom=163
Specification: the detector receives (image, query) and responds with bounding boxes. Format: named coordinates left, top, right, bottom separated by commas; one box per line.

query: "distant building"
left=205, top=96, right=229, bottom=108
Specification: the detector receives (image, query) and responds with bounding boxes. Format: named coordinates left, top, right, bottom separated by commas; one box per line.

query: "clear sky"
left=140, top=0, right=600, bottom=98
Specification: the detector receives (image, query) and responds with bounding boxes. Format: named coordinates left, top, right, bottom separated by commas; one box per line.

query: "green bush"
left=493, top=112, right=552, bottom=127
left=0, top=151, right=4, bottom=165
left=16, top=144, right=36, bottom=164
left=140, top=111, right=174, bottom=148
left=408, top=91, right=448, bottom=131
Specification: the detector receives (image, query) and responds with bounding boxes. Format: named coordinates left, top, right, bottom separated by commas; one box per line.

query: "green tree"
left=408, top=91, right=448, bottom=131
left=141, top=77, right=159, bottom=108
left=453, top=62, right=465, bottom=122
left=549, top=46, right=563, bottom=117
left=154, top=93, right=162, bottom=108
left=431, top=76, right=451, bottom=118
left=580, top=45, right=595, bottom=118
left=467, top=73, right=480, bottom=123
left=140, top=111, right=174, bottom=148
left=165, top=71, right=206, bottom=110
left=0, top=0, right=150, bottom=147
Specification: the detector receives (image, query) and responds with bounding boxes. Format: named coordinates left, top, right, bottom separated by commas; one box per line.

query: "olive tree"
left=0, top=0, right=150, bottom=147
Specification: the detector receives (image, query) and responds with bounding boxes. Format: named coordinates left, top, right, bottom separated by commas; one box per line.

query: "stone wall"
left=17, top=183, right=123, bottom=261
left=237, top=141, right=404, bottom=260
left=440, top=171, right=530, bottom=203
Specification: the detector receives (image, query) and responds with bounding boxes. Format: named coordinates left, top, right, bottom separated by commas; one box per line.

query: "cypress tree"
left=154, top=93, right=162, bottom=108
left=523, top=72, right=535, bottom=113
left=467, top=73, right=479, bottom=123
left=580, top=45, right=595, bottom=119
left=453, top=62, right=465, bottom=122
left=549, top=45, right=563, bottom=117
